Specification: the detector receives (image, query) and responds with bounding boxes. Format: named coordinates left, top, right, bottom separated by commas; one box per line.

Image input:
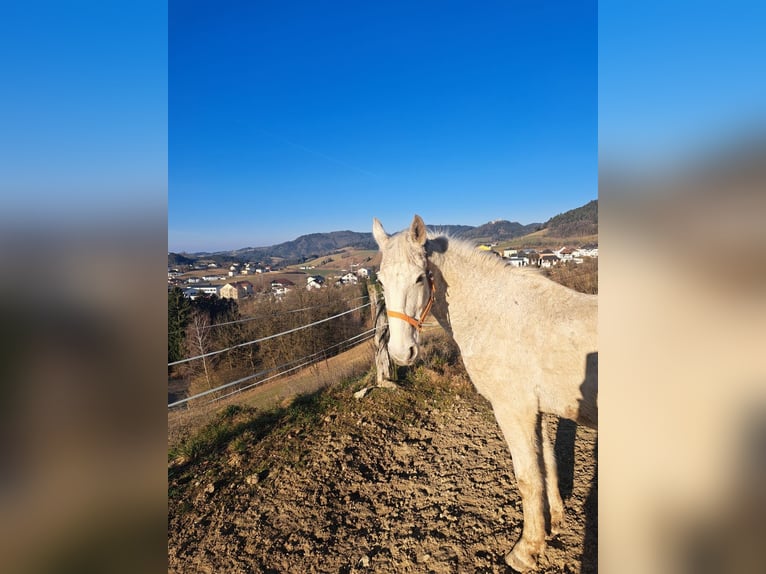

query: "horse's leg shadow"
left=554, top=418, right=577, bottom=500
left=552, top=418, right=597, bottom=572
left=581, top=437, right=598, bottom=573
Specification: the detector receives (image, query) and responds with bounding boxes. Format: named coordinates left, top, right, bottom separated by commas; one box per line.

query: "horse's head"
left=372, top=214, right=435, bottom=366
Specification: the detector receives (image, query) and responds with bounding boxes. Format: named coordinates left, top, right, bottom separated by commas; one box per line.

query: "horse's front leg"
left=495, top=408, right=547, bottom=572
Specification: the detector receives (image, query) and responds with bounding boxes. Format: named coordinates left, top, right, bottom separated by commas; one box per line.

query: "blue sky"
left=169, top=1, right=597, bottom=253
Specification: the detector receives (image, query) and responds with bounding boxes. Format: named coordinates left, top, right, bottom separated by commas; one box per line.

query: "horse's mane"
left=426, top=231, right=515, bottom=275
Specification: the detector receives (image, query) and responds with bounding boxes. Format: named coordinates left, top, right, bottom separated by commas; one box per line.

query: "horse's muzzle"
left=389, top=343, right=419, bottom=366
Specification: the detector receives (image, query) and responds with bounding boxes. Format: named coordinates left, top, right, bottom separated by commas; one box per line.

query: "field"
left=496, top=228, right=598, bottom=251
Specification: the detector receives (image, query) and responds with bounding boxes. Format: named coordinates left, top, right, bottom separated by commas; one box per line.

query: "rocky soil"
left=168, top=363, right=597, bottom=573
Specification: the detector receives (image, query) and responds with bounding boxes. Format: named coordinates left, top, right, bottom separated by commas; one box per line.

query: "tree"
left=168, top=287, right=191, bottom=364
left=186, top=309, right=213, bottom=390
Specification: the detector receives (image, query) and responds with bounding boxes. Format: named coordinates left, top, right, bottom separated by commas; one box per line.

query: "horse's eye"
left=415, top=274, right=425, bottom=284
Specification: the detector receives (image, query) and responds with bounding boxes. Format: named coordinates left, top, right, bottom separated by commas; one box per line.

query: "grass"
left=288, top=248, right=380, bottom=274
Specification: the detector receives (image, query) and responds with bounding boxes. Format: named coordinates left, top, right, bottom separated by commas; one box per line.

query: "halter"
left=386, top=270, right=436, bottom=332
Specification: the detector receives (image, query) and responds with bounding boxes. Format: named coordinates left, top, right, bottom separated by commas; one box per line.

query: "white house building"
left=506, top=256, right=530, bottom=267
left=339, top=272, right=358, bottom=285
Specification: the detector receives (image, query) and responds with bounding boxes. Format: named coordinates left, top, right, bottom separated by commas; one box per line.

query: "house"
left=183, top=284, right=219, bottom=299
left=573, top=244, right=598, bottom=258
left=356, top=268, right=370, bottom=278
left=539, top=254, right=560, bottom=268
left=506, top=256, right=530, bottom=268
left=306, top=275, right=325, bottom=290
left=556, top=247, right=575, bottom=261
left=339, top=272, right=358, bottom=285
left=197, top=285, right=219, bottom=296
left=270, top=278, right=295, bottom=296
left=502, top=248, right=519, bottom=258
left=182, top=287, right=204, bottom=300
left=220, top=281, right=253, bottom=300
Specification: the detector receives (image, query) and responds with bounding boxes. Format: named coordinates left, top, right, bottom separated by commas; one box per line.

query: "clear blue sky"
left=169, top=0, right=597, bottom=253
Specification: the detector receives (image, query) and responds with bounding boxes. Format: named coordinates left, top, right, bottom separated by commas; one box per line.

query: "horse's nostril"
left=408, top=346, right=417, bottom=362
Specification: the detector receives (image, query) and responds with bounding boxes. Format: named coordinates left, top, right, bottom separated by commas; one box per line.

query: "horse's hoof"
left=504, top=547, right=538, bottom=572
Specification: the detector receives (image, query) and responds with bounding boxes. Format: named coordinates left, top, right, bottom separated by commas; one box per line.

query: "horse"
left=372, top=214, right=597, bottom=571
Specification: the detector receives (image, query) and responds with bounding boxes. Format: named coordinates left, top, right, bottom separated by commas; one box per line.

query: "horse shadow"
left=554, top=351, right=598, bottom=573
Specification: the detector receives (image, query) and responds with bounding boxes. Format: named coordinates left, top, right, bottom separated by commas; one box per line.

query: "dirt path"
left=168, top=369, right=597, bottom=573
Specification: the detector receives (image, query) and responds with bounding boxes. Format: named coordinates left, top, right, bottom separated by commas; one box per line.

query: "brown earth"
left=168, top=348, right=597, bottom=573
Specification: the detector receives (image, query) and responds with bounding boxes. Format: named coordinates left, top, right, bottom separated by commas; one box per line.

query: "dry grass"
left=542, top=258, right=598, bottom=294
left=168, top=339, right=376, bottom=450
left=496, top=228, right=599, bottom=251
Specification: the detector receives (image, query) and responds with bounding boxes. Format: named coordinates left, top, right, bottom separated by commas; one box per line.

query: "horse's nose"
left=390, top=344, right=418, bottom=366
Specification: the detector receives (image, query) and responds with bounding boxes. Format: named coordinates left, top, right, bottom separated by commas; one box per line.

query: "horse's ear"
left=410, top=215, right=427, bottom=246
left=372, top=217, right=388, bottom=248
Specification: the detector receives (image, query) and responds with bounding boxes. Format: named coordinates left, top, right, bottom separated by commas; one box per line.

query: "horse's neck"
left=427, top=243, right=499, bottom=340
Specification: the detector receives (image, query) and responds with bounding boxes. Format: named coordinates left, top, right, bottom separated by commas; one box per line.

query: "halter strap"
left=386, top=270, right=436, bottom=332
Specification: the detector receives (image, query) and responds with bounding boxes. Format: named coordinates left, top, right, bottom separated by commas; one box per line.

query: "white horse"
left=373, top=215, right=597, bottom=571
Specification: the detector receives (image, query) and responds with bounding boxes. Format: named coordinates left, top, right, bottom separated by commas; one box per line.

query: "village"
left=168, top=243, right=598, bottom=301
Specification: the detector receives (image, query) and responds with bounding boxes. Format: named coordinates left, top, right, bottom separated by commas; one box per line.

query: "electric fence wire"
left=168, top=327, right=376, bottom=408
left=168, top=295, right=370, bottom=337
left=168, top=301, right=371, bottom=367
left=205, top=329, right=376, bottom=405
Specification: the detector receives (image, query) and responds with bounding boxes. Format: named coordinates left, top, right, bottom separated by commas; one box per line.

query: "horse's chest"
left=459, top=348, right=511, bottom=394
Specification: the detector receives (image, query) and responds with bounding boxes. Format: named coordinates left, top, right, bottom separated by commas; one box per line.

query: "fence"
left=168, top=294, right=375, bottom=409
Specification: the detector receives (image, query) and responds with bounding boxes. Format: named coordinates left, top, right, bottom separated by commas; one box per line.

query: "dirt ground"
left=168, top=365, right=597, bottom=573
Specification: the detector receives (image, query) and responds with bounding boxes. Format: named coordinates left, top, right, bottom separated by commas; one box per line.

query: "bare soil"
left=168, top=363, right=597, bottom=573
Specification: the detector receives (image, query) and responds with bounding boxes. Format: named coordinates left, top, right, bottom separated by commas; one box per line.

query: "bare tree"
left=187, top=309, right=213, bottom=390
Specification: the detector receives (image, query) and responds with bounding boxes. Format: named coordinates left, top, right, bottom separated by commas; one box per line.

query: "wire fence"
left=167, top=295, right=369, bottom=337
left=204, top=328, right=376, bottom=405
left=168, top=292, right=378, bottom=409
left=168, top=327, right=375, bottom=409
left=168, top=301, right=371, bottom=367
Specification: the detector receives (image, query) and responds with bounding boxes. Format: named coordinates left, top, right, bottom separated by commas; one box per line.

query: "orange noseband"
left=386, top=270, right=436, bottom=332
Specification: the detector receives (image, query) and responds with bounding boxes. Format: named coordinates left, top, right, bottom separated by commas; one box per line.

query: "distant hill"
left=168, top=202, right=595, bottom=267
left=233, top=230, right=377, bottom=262
left=168, top=252, right=196, bottom=267
left=543, top=200, right=597, bottom=238
left=460, top=220, right=541, bottom=242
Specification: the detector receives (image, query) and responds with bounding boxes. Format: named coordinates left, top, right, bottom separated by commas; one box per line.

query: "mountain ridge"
left=171, top=200, right=596, bottom=265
